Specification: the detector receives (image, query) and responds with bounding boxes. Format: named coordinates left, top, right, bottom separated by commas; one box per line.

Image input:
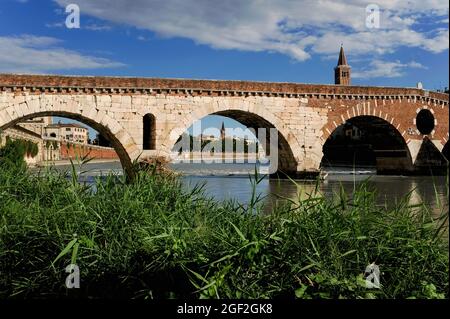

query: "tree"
left=0, top=138, right=27, bottom=167
left=96, top=133, right=112, bottom=147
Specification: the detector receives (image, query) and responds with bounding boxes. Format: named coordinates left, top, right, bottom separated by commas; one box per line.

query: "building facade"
left=43, top=122, right=89, bottom=144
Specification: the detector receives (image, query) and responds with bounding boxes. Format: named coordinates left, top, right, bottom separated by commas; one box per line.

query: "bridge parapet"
left=0, top=74, right=448, bottom=106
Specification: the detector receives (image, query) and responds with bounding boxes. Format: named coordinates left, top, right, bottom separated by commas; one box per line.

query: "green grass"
left=0, top=159, right=448, bottom=299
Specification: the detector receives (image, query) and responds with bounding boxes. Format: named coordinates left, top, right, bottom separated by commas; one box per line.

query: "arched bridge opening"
left=170, top=109, right=298, bottom=176
left=321, top=116, right=412, bottom=174
left=0, top=111, right=135, bottom=180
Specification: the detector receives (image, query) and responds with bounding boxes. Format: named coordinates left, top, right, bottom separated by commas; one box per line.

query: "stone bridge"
left=0, top=74, right=448, bottom=178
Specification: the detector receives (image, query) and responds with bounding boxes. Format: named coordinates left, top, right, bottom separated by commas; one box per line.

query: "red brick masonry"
left=0, top=74, right=447, bottom=102
left=60, top=143, right=118, bottom=160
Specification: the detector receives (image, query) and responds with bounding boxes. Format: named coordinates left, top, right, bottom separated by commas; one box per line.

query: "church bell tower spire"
left=334, top=45, right=351, bottom=85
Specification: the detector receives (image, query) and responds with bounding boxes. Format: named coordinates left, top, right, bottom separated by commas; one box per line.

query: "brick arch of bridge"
left=320, top=101, right=449, bottom=157
left=321, top=104, right=407, bottom=142
left=320, top=114, right=414, bottom=170
left=320, top=102, right=443, bottom=166
left=442, top=133, right=449, bottom=150
left=0, top=96, right=138, bottom=180
left=164, top=106, right=301, bottom=173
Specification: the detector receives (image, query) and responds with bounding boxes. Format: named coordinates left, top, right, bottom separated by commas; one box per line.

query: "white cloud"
left=353, top=60, right=427, bottom=79
left=53, top=0, right=449, bottom=62
left=0, top=35, right=124, bottom=73
left=137, top=36, right=150, bottom=41
left=312, top=28, right=449, bottom=56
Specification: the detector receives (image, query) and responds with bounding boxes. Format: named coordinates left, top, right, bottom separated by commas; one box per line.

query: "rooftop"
left=46, top=123, right=87, bottom=130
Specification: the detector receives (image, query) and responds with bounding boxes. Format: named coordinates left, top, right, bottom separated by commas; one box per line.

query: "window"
left=143, top=113, right=156, bottom=150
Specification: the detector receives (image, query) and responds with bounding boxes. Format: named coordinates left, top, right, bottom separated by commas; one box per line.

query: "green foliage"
left=0, top=162, right=448, bottom=299
left=25, top=140, right=39, bottom=158
left=0, top=138, right=39, bottom=165
left=0, top=138, right=27, bottom=167
left=45, top=140, right=59, bottom=150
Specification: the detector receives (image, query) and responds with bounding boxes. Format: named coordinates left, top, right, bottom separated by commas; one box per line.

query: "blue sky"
left=0, top=0, right=448, bottom=139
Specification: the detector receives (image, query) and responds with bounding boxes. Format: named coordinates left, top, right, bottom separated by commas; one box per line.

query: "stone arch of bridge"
left=165, top=107, right=301, bottom=174
left=0, top=98, right=138, bottom=180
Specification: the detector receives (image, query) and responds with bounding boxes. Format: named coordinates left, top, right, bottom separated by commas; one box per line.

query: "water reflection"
left=270, top=175, right=448, bottom=219
left=41, top=161, right=448, bottom=220
left=181, top=173, right=448, bottom=219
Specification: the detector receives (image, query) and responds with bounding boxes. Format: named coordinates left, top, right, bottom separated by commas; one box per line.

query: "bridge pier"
left=407, top=139, right=449, bottom=175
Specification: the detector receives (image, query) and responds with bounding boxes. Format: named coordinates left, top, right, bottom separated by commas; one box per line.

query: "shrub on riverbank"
left=0, top=138, right=26, bottom=168
left=0, top=137, right=39, bottom=165
left=138, top=156, right=178, bottom=177
left=0, top=160, right=448, bottom=299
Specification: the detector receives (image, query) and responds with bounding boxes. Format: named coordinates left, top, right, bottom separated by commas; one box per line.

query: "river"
left=41, top=160, right=449, bottom=218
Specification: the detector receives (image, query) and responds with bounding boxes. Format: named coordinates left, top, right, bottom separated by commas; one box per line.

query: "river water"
left=44, top=160, right=449, bottom=218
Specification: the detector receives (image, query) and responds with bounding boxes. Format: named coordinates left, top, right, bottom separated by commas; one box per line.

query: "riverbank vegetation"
left=0, top=137, right=39, bottom=163
left=0, top=148, right=448, bottom=299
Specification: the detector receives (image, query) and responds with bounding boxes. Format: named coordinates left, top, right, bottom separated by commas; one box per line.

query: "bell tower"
left=334, top=45, right=351, bottom=85
left=220, top=122, right=226, bottom=140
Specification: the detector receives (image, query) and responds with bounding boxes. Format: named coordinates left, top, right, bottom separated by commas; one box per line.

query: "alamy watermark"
left=366, top=4, right=380, bottom=29
left=170, top=122, right=279, bottom=174
left=65, top=264, right=80, bottom=288
left=65, top=4, right=80, bottom=29
left=364, top=263, right=381, bottom=289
